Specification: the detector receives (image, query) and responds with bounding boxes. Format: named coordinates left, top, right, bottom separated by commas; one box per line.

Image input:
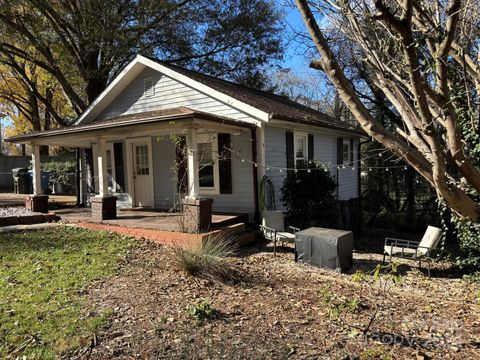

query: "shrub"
left=453, top=219, right=480, bottom=272
left=188, top=298, right=217, bottom=323
left=172, top=233, right=238, bottom=283
left=41, top=161, right=76, bottom=194
left=281, top=161, right=337, bottom=229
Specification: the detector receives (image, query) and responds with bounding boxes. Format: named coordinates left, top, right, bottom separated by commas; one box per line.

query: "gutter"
left=6, top=111, right=259, bottom=143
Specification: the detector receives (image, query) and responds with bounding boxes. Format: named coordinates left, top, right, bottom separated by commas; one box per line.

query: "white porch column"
left=31, top=144, right=42, bottom=195
left=96, top=137, right=109, bottom=197
left=186, top=128, right=199, bottom=198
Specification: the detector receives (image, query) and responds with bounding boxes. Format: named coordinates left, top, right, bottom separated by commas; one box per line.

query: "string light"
left=227, top=147, right=408, bottom=173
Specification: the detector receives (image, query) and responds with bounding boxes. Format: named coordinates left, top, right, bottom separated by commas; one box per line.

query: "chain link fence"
left=0, top=162, right=77, bottom=209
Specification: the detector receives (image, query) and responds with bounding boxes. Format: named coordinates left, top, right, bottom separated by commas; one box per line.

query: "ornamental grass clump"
left=173, top=233, right=239, bottom=283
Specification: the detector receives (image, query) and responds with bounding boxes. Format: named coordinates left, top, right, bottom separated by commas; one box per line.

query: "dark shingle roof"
left=6, top=107, right=231, bottom=142
left=158, top=60, right=363, bottom=135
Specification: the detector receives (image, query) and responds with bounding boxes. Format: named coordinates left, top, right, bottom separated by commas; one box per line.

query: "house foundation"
left=182, top=197, right=213, bottom=233
left=91, top=196, right=117, bottom=221
left=25, top=195, right=49, bottom=213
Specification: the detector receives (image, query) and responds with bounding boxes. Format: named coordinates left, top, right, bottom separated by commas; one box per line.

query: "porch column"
left=186, top=128, right=199, bottom=198
left=91, top=137, right=117, bottom=221
left=182, top=128, right=213, bottom=233
left=96, top=137, right=109, bottom=198
left=25, top=144, right=49, bottom=213
left=32, top=144, right=42, bottom=195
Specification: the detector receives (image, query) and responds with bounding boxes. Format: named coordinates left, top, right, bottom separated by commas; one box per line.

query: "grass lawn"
left=0, top=226, right=135, bottom=359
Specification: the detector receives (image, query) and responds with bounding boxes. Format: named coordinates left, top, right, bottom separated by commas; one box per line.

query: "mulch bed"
left=73, top=240, right=480, bottom=359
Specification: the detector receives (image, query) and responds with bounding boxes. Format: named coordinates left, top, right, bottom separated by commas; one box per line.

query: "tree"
left=295, top=0, right=480, bottom=221
left=281, top=162, right=337, bottom=229
left=0, top=0, right=284, bottom=116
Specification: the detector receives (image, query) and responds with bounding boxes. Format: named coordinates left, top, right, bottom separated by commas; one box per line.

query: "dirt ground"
left=73, top=235, right=480, bottom=360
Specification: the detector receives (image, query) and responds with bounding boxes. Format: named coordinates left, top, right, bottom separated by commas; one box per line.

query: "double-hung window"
left=198, top=133, right=220, bottom=194
left=294, top=132, right=308, bottom=168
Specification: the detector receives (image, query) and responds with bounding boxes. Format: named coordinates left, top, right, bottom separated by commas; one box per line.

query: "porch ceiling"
left=5, top=107, right=255, bottom=147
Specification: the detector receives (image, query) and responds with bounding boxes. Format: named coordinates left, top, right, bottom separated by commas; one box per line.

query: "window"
left=198, top=134, right=219, bottom=194
left=342, top=139, right=351, bottom=164
left=135, top=145, right=149, bottom=175
left=294, top=132, right=308, bottom=168
left=144, top=77, right=155, bottom=97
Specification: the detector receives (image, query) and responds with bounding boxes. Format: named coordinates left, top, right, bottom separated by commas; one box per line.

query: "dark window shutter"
left=349, top=139, right=354, bottom=166
left=218, top=133, right=232, bottom=194
left=337, top=137, right=343, bottom=165
left=286, top=131, right=294, bottom=171
left=113, top=142, right=125, bottom=192
left=308, top=134, right=314, bottom=162
left=175, top=136, right=188, bottom=193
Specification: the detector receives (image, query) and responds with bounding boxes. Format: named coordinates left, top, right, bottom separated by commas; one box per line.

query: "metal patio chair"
left=383, top=225, right=443, bottom=278
left=259, top=210, right=300, bottom=256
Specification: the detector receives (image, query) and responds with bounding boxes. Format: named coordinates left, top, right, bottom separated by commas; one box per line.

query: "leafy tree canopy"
left=0, top=0, right=284, bottom=128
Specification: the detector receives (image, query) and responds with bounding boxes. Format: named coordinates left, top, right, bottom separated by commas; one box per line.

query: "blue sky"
left=281, top=3, right=312, bottom=70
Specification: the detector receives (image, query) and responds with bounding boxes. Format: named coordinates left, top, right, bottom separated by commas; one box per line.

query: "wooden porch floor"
left=55, top=207, right=249, bottom=232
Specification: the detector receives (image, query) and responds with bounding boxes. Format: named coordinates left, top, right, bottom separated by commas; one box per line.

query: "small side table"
left=295, top=227, right=353, bottom=272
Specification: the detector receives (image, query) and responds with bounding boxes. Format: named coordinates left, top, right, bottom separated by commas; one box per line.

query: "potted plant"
left=41, top=161, right=76, bottom=195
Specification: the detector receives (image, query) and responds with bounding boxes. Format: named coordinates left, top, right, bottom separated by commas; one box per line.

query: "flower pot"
left=54, top=182, right=65, bottom=195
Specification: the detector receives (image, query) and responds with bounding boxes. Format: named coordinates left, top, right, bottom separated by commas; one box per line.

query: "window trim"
left=293, top=131, right=308, bottom=169
left=197, top=133, right=220, bottom=195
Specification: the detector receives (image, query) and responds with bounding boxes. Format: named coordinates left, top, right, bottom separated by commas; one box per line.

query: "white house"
left=7, top=55, right=364, bottom=227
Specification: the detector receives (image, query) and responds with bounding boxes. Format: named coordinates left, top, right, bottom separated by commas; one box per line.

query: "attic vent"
left=144, top=77, right=155, bottom=97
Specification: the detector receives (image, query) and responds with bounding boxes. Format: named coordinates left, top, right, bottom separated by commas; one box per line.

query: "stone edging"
left=75, top=222, right=221, bottom=248
left=0, top=213, right=60, bottom=227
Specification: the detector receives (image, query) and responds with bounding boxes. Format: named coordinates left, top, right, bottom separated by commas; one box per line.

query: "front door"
left=132, top=141, right=153, bottom=207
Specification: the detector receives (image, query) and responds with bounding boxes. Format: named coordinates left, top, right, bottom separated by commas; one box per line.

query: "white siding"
left=151, top=133, right=255, bottom=215
left=263, top=126, right=287, bottom=210
left=337, top=138, right=359, bottom=200
left=208, top=133, right=255, bottom=214
left=151, top=136, right=178, bottom=209
left=263, top=125, right=359, bottom=210
left=97, top=67, right=255, bottom=123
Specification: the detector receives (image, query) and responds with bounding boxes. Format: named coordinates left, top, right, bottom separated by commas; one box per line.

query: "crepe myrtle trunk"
left=295, top=0, right=480, bottom=221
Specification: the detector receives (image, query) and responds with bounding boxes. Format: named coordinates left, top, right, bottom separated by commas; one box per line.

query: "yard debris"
left=75, top=239, right=479, bottom=359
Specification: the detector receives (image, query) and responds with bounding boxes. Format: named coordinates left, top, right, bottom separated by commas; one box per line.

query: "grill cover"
left=295, top=227, right=353, bottom=272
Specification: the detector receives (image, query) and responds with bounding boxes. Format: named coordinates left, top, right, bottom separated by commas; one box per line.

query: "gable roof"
left=75, top=55, right=363, bottom=135
left=157, top=60, right=362, bottom=134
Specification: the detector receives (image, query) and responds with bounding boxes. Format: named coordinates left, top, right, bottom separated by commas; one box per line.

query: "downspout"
left=251, top=126, right=260, bottom=223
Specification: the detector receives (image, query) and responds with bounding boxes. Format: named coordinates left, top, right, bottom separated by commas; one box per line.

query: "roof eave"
left=269, top=115, right=366, bottom=137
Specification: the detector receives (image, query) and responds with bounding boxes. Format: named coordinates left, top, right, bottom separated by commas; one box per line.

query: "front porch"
left=56, top=207, right=250, bottom=232
left=7, top=108, right=259, bottom=232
